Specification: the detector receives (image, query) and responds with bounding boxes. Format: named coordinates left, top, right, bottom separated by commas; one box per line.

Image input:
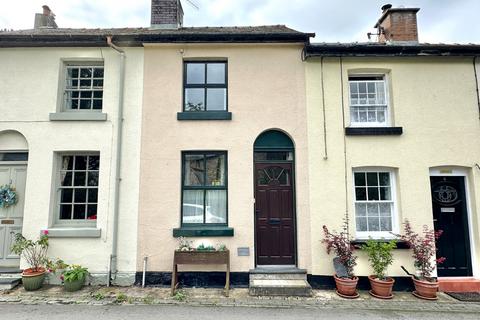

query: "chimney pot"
left=381, top=4, right=392, bottom=12
left=42, top=5, right=51, bottom=16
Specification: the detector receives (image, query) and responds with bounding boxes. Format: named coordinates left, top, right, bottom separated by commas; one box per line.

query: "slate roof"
left=0, top=25, right=314, bottom=47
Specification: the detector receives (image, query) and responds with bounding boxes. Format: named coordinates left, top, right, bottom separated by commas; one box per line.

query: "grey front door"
left=0, top=165, right=27, bottom=267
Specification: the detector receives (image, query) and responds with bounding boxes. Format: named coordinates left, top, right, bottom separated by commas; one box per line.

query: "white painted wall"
left=0, top=47, right=143, bottom=282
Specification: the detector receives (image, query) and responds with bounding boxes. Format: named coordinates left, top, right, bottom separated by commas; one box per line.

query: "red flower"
left=87, top=215, right=97, bottom=220
left=43, top=230, right=49, bottom=235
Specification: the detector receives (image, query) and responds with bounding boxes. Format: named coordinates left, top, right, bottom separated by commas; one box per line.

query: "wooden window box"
left=171, top=250, right=230, bottom=296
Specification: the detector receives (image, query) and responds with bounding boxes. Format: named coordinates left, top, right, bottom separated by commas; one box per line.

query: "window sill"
left=345, top=127, right=403, bottom=136
left=351, top=239, right=410, bottom=249
left=177, top=111, right=232, bottom=121
left=173, top=226, right=234, bottom=237
left=43, top=227, right=101, bottom=238
left=49, top=112, right=107, bottom=121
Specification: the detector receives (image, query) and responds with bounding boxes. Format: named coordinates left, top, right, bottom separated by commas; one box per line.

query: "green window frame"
left=181, top=151, right=228, bottom=226
left=183, top=61, right=228, bottom=112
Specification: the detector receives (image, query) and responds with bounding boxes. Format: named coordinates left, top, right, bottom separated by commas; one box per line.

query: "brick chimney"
left=374, top=4, right=420, bottom=43
left=151, top=0, right=184, bottom=29
left=34, top=5, right=58, bottom=29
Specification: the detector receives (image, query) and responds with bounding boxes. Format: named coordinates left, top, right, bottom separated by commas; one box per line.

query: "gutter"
left=106, top=35, right=126, bottom=285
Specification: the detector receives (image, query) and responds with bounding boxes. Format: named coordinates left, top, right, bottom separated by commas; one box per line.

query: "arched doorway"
left=253, top=130, right=296, bottom=266
left=0, top=130, right=28, bottom=268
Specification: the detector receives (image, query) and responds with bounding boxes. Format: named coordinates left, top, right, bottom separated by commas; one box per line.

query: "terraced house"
left=0, top=1, right=479, bottom=294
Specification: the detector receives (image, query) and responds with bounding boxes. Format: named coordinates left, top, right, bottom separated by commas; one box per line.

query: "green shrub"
left=361, top=239, right=396, bottom=280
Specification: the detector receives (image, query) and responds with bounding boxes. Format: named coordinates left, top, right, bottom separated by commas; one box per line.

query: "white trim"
left=429, top=167, right=477, bottom=277
left=352, top=167, right=399, bottom=239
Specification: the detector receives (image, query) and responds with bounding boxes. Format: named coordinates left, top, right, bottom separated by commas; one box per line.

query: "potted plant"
left=395, top=220, right=445, bottom=300
left=62, top=264, right=89, bottom=292
left=361, top=239, right=397, bottom=299
left=11, top=231, right=49, bottom=291
left=322, top=220, right=358, bottom=298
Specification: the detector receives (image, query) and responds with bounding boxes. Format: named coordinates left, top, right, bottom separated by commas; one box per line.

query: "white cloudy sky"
left=0, top=0, right=479, bottom=44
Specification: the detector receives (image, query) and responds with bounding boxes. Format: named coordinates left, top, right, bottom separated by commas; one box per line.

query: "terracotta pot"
left=22, top=268, right=46, bottom=291
left=412, top=277, right=439, bottom=299
left=334, top=274, right=358, bottom=297
left=368, top=275, right=395, bottom=298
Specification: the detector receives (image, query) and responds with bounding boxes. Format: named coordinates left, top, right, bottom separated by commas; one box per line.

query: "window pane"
left=354, top=172, right=366, bottom=186
left=355, top=203, right=366, bottom=216
left=60, top=205, right=72, bottom=220
left=367, top=203, right=379, bottom=216
left=206, top=89, right=226, bottom=110
left=368, top=218, right=380, bottom=231
left=206, top=190, right=227, bottom=224
left=184, top=154, right=205, bottom=186
left=62, top=156, right=74, bottom=170
left=356, top=217, right=367, bottom=231
left=73, top=204, right=86, bottom=219
left=88, top=156, right=100, bottom=170
left=60, top=172, right=73, bottom=186
left=185, top=88, right=205, bottom=111
left=206, top=153, right=225, bottom=186
left=74, top=189, right=87, bottom=203
left=380, top=187, right=391, bottom=200
left=367, top=172, right=378, bottom=186
left=186, top=63, right=205, bottom=84
left=380, top=217, right=392, bottom=231
left=367, top=187, right=379, bottom=200
left=61, top=189, right=73, bottom=203
left=93, top=68, right=104, bottom=78
left=379, top=172, right=390, bottom=186
left=182, top=190, right=204, bottom=224
left=75, top=156, right=87, bottom=170
left=88, top=171, right=99, bottom=186
left=207, top=63, right=225, bottom=84
left=379, top=203, right=392, bottom=216
left=87, top=205, right=97, bottom=220
left=80, top=68, right=92, bottom=78
left=74, top=172, right=86, bottom=186
left=355, top=187, right=367, bottom=201
left=88, top=189, right=98, bottom=203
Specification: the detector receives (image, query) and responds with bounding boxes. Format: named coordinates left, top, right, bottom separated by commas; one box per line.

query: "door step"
left=249, top=268, right=312, bottom=296
left=438, top=277, right=480, bottom=292
left=0, top=273, right=22, bottom=290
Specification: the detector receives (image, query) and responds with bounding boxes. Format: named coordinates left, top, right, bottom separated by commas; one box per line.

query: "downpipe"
left=106, top=36, right=126, bottom=286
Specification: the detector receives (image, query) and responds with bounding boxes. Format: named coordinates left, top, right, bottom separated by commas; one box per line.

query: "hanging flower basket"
left=0, top=185, right=18, bottom=208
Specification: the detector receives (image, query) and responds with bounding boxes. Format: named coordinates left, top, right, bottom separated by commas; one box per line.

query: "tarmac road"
left=0, top=304, right=478, bottom=320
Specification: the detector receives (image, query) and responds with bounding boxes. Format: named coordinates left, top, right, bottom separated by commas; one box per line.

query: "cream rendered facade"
left=0, top=47, right=143, bottom=285
left=306, top=56, right=480, bottom=278
left=138, top=43, right=312, bottom=274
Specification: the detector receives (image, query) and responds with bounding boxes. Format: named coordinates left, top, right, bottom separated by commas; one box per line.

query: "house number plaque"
left=1, top=219, right=14, bottom=224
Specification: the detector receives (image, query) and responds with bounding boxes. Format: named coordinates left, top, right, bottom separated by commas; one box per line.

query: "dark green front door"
left=430, top=176, right=472, bottom=277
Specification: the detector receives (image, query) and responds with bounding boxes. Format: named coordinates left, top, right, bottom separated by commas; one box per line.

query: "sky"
left=0, top=0, right=479, bottom=44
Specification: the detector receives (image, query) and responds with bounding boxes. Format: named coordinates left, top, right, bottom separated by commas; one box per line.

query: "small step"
left=249, top=267, right=312, bottom=296
left=0, top=273, right=22, bottom=290
left=438, top=277, right=480, bottom=293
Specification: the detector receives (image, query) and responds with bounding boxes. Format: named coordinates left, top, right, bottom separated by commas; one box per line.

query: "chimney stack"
left=374, top=4, right=420, bottom=43
left=151, top=0, right=184, bottom=29
left=34, top=5, right=58, bottom=29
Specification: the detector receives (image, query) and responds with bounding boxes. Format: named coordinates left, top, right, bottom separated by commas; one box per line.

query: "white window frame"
left=53, top=152, right=100, bottom=228
left=353, top=167, right=398, bottom=239
left=58, top=60, right=104, bottom=113
left=348, top=75, right=390, bottom=127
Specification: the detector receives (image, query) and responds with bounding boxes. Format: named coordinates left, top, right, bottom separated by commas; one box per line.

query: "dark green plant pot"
left=64, top=275, right=86, bottom=292
left=22, top=271, right=46, bottom=291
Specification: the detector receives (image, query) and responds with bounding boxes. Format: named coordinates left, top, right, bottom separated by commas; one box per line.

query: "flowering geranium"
left=395, top=219, right=445, bottom=280
left=322, top=220, right=357, bottom=278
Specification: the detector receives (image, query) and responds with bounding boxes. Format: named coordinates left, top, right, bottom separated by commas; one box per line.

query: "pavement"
left=1, top=285, right=480, bottom=314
